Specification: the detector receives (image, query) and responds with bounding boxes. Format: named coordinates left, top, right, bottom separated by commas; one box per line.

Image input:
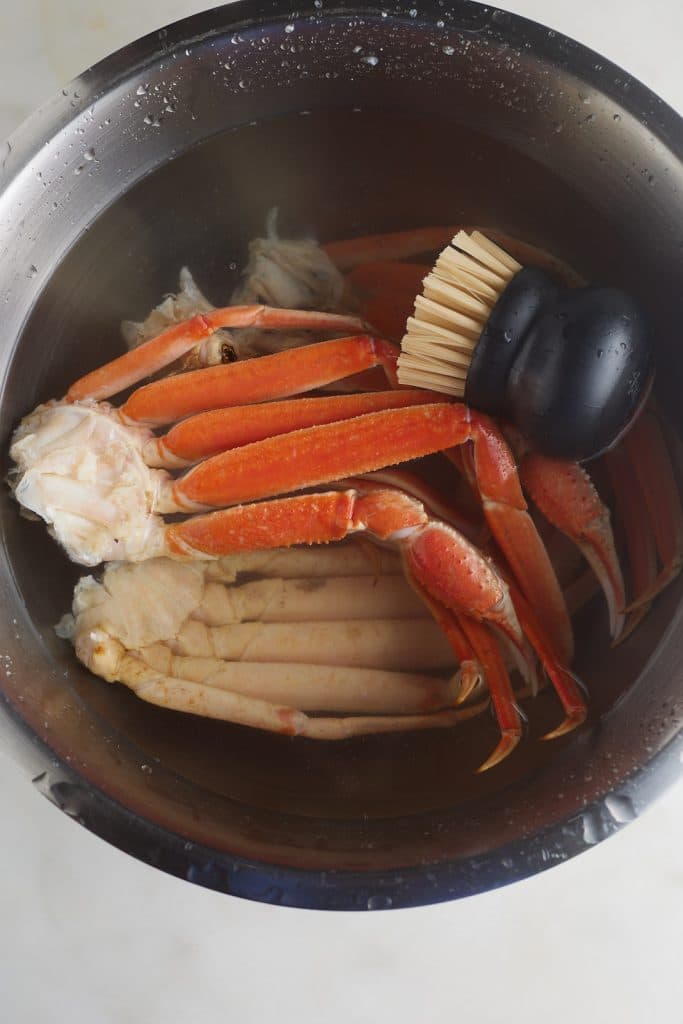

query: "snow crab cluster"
left=9, top=222, right=683, bottom=771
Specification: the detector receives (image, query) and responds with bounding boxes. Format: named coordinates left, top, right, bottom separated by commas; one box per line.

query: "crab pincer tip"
left=542, top=708, right=587, bottom=742
left=476, top=730, right=521, bottom=773
left=454, top=661, right=482, bottom=705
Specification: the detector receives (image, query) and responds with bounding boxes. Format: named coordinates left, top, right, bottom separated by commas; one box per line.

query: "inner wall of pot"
left=2, top=11, right=683, bottom=868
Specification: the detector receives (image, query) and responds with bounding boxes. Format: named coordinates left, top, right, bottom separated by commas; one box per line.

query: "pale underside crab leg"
left=172, top=618, right=456, bottom=672
left=139, top=646, right=463, bottom=714
left=83, top=637, right=484, bottom=739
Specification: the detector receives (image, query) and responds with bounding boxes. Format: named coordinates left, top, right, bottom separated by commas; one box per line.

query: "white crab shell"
left=10, top=400, right=167, bottom=565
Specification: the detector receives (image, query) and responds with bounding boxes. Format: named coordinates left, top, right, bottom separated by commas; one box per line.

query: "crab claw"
left=518, top=451, right=626, bottom=642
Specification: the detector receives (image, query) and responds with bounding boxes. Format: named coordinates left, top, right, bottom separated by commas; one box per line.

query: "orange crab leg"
left=621, top=410, right=683, bottom=608
left=120, top=335, right=400, bottom=426
left=508, top=584, right=587, bottom=739
left=145, top=389, right=446, bottom=468
left=449, top=429, right=574, bottom=664
left=403, top=574, right=483, bottom=704
left=456, top=616, right=523, bottom=772
left=517, top=451, right=626, bottom=643
left=323, top=226, right=459, bottom=270
left=66, top=307, right=368, bottom=403
left=159, top=403, right=571, bottom=662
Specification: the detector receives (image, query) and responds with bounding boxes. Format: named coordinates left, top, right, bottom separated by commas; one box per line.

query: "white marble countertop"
left=2, top=2, right=683, bottom=1022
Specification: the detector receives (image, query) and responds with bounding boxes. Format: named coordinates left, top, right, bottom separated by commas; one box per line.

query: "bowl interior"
left=2, top=5, right=683, bottom=895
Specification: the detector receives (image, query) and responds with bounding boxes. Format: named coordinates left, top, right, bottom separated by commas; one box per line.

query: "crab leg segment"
left=119, top=335, right=400, bottom=426
left=67, top=307, right=367, bottom=403
left=621, top=410, right=683, bottom=608
left=341, top=468, right=483, bottom=541
left=145, top=389, right=445, bottom=468
left=508, top=585, right=587, bottom=739
left=405, top=574, right=483, bottom=704
left=456, top=616, right=523, bottom=772
left=518, top=452, right=626, bottom=642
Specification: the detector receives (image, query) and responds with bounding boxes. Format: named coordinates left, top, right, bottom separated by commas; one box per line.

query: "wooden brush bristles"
left=397, top=230, right=522, bottom=395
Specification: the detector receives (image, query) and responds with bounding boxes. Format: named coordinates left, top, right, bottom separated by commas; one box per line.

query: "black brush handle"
left=466, top=270, right=653, bottom=461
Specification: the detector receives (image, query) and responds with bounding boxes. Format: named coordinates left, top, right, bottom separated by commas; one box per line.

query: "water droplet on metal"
left=613, top=112, right=622, bottom=122
left=442, top=45, right=455, bottom=55
left=27, top=265, right=37, bottom=279
left=136, top=84, right=149, bottom=96
left=84, top=147, right=95, bottom=161
left=367, top=893, right=393, bottom=910
left=361, top=55, right=379, bottom=67
left=141, top=763, right=152, bottom=774
left=285, top=23, right=295, bottom=33
left=409, top=8, right=418, bottom=17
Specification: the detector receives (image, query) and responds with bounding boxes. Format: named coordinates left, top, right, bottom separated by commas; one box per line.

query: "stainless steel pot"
left=1, top=0, right=682, bottom=909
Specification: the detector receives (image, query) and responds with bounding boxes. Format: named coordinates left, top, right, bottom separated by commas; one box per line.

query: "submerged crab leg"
left=603, top=443, right=657, bottom=639
left=67, top=307, right=367, bottom=403
left=323, top=226, right=460, bottom=270
left=145, top=389, right=445, bottom=468
left=141, top=648, right=463, bottom=714
left=621, top=410, right=683, bottom=608
left=200, top=573, right=429, bottom=623
left=119, top=335, right=400, bottom=426
left=173, top=618, right=456, bottom=671
left=507, top=585, right=587, bottom=739
left=517, top=451, right=626, bottom=643
left=456, top=615, right=523, bottom=772
left=347, top=261, right=430, bottom=341
left=87, top=636, right=477, bottom=738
